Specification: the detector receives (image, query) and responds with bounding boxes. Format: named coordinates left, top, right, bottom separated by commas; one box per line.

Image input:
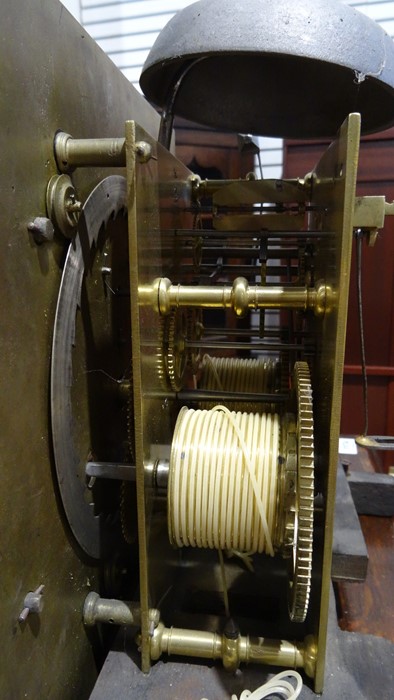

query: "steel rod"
left=168, top=228, right=329, bottom=238
left=86, top=461, right=136, bottom=481
left=85, top=460, right=170, bottom=489
left=186, top=340, right=306, bottom=351
left=162, top=390, right=288, bottom=403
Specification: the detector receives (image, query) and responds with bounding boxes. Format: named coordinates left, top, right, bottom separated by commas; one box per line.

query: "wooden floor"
left=336, top=445, right=394, bottom=642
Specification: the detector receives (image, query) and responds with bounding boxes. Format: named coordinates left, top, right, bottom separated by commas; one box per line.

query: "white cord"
left=201, top=670, right=303, bottom=700
left=168, top=406, right=280, bottom=556
left=201, top=356, right=277, bottom=394
left=199, top=356, right=278, bottom=412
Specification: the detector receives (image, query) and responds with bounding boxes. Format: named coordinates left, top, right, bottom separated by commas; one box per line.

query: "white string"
left=201, top=356, right=277, bottom=393
left=199, top=356, right=278, bottom=412
left=201, top=353, right=224, bottom=390
left=168, top=406, right=280, bottom=556
left=201, top=670, right=303, bottom=700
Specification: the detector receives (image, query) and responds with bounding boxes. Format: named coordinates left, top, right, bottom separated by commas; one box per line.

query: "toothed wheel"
left=156, top=310, right=190, bottom=392
left=156, top=317, right=169, bottom=390
left=289, top=361, right=314, bottom=623
left=165, top=308, right=188, bottom=391
left=50, top=175, right=128, bottom=559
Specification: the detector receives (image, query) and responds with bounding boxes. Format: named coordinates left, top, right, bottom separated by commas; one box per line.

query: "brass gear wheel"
left=289, top=361, right=314, bottom=623
left=156, top=317, right=169, bottom=390
left=156, top=309, right=203, bottom=392
left=165, top=308, right=188, bottom=391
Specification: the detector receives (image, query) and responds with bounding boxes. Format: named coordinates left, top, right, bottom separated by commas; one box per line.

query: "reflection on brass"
left=149, top=622, right=317, bottom=678
left=140, top=276, right=331, bottom=318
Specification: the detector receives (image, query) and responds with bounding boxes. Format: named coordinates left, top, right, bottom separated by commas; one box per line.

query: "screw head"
left=135, top=140, right=152, bottom=163
left=28, top=217, right=54, bottom=244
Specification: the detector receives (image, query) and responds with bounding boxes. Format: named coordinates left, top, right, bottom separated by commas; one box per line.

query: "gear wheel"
left=50, top=175, right=127, bottom=559
left=156, top=317, right=169, bottom=390
left=289, top=361, right=314, bottom=623
left=165, top=308, right=188, bottom=391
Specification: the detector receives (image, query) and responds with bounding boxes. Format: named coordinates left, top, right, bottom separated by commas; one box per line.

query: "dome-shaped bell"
left=140, top=0, right=394, bottom=138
